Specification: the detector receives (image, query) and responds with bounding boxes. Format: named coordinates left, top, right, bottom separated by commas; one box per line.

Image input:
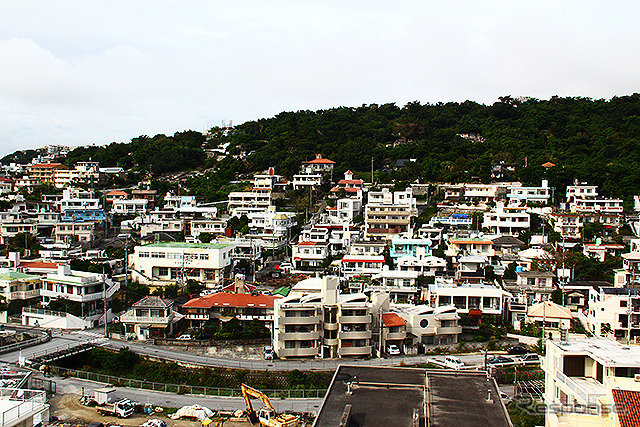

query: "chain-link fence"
left=51, top=366, right=327, bottom=399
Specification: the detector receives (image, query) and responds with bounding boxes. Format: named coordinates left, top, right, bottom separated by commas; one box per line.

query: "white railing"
left=0, top=388, right=47, bottom=426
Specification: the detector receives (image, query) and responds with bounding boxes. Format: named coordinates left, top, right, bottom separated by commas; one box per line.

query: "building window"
left=284, top=341, right=295, bottom=349
left=158, top=267, right=169, bottom=276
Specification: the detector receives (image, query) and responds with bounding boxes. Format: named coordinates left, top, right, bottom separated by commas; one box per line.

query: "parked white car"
left=263, top=345, right=275, bottom=360
left=176, top=334, right=192, bottom=340
left=387, top=344, right=401, bottom=355
left=444, top=356, right=465, bottom=370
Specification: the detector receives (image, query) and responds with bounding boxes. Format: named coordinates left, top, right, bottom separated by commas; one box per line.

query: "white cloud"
left=1, top=1, right=640, bottom=156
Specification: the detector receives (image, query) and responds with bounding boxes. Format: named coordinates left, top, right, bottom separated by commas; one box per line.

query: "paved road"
left=55, top=376, right=323, bottom=413
left=0, top=328, right=517, bottom=372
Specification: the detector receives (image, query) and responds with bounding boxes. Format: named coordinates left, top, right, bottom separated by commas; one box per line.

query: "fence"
left=0, top=334, right=50, bottom=355
left=51, top=366, right=327, bottom=399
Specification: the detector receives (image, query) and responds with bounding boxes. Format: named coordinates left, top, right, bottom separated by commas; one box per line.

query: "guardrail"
left=25, top=339, right=102, bottom=363
left=0, top=334, right=50, bottom=355
left=51, top=366, right=327, bottom=399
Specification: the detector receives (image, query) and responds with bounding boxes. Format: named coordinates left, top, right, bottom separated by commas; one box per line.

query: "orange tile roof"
left=183, top=293, right=280, bottom=309
left=30, top=163, right=68, bottom=169
left=105, top=190, right=128, bottom=196
left=306, top=158, right=335, bottom=164
left=20, top=261, right=60, bottom=269
left=613, top=389, right=640, bottom=427
left=382, top=313, right=406, bottom=327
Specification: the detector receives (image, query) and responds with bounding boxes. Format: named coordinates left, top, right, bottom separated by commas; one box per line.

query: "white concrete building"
left=364, top=187, right=417, bottom=241
left=131, top=242, right=235, bottom=286
left=292, top=241, right=330, bottom=270
left=482, top=203, right=530, bottom=236
left=507, top=180, right=550, bottom=205
left=394, top=304, right=462, bottom=345
left=292, top=173, right=322, bottom=190
left=426, top=280, right=511, bottom=316
left=543, top=338, right=640, bottom=427
left=273, top=276, right=382, bottom=358
left=340, top=254, right=386, bottom=278
left=112, top=198, right=148, bottom=215
left=586, top=286, right=640, bottom=341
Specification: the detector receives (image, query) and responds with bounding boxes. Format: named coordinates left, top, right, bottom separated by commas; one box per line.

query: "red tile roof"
left=30, top=163, right=67, bottom=169
left=341, top=256, right=385, bottom=263
left=382, top=313, right=406, bottom=327
left=105, top=190, right=128, bottom=196
left=613, top=389, right=640, bottom=427
left=182, top=293, right=280, bottom=309
left=306, top=158, right=335, bottom=164
left=20, top=261, right=59, bottom=269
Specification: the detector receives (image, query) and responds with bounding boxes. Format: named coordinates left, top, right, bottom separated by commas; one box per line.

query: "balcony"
left=9, top=289, right=40, bottom=300
left=436, top=325, right=463, bottom=335
left=384, top=331, right=405, bottom=341
left=278, top=331, right=319, bottom=341
left=237, top=314, right=272, bottom=322
left=367, top=228, right=402, bottom=234
left=555, top=370, right=606, bottom=404
left=339, top=314, right=371, bottom=324
left=278, top=315, right=320, bottom=325
left=339, top=330, right=372, bottom=340
left=338, top=346, right=372, bottom=357
left=185, top=313, right=210, bottom=321
left=120, top=313, right=175, bottom=325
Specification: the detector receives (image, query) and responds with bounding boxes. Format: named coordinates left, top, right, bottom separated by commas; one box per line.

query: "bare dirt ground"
left=48, top=394, right=252, bottom=427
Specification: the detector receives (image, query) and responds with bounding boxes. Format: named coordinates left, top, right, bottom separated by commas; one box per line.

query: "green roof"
left=142, top=242, right=234, bottom=249
left=0, top=271, right=40, bottom=281
left=272, top=287, right=291, bottom=297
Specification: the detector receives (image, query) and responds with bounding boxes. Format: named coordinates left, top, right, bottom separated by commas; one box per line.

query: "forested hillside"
left=6, top=94, right=640, bottom=199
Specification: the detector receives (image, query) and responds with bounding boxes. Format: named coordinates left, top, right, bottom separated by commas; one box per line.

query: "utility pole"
left=371, top=157, right=374, bottom=186
left=102, top=268, right=107, bottom=338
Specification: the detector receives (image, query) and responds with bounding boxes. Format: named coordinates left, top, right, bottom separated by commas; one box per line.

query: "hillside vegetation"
left=5, top=94, right=640, bottom=200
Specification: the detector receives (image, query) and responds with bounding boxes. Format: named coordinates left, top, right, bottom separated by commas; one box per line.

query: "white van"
left=444, top=356, right=465, bottom=370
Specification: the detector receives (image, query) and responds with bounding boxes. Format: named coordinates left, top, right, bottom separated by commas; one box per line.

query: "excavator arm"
left=241, top=383, right=274, bottom=425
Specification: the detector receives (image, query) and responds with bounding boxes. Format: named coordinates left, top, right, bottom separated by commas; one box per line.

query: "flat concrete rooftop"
left=313, top=366, right=512, bottom=427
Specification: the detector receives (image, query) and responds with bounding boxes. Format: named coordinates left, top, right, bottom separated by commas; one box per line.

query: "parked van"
left=519, top=353, right=540, bottom=363
left=263, top=345, right=275, bottom=360
left=444, top=356, right=465, bottom=370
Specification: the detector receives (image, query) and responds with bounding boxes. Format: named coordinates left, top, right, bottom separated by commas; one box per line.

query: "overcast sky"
left=1, top=1, right=639, bottom=157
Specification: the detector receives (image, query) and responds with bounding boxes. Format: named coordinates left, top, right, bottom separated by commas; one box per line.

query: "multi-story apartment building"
left=549, top=212, right=624, bottom=239
left=507, top=180, right=550, bottom=205
left=394, top=304, right=462, bottom=345
left=0, top=271, right=41, bottom=302
left=292, top=173, right=322, bottom=190
left=27, top=162, right=68, bottom=185
left=615, top=252, right=640, bottom=286
left=462, top=183, right=508, bottom=203
left=131, top=242, right=235, bottom=286
left=292, top=241, right=330, bottom=270
left=227, top=188, right=272, bottom=211
left=54, top=221, right=97, bottom=245
left=340, top=254, right=386, bottom=278
left=326, top=198, right=362, bottom=223
left=426, top=280, right=511, bottom=316
left=445, top=237, right=495, bottom=260
left=543, top=338, right=640, bottom=427
left=364, top=187, right=418, bottom=241
left=60, top=188, right=100, bottom=211
left=22, top=264, right=119, bottom=329
left=389, top=236, right=433, bottom=263
left=482, top=203, right=530, bottom=236
left=190, top=218, right=228, bottom=240
left=566, top=181, right=623, bottom=213
left=112, top=198, right=148, bottom=215
left=273, top=276, right=380, bottom=358
left=181, top=292, right=279, bottom=328
left=369, top=270, right=419, bottom=303
left=586, top=287, right=640, bottom=341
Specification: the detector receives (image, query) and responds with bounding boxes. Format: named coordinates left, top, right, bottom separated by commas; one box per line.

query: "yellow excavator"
left=240, top=384, right=300, bottom=427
